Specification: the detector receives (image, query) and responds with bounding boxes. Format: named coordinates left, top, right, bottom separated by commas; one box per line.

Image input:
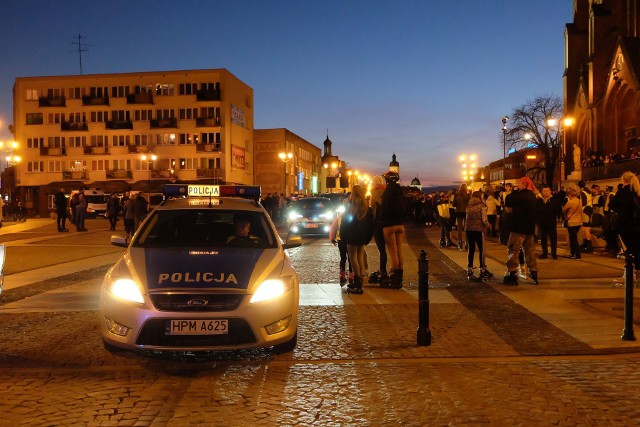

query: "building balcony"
left=126, top=93, right=153, bottom=104
left=150, top=169, right=175, bottom=179
left=150, top=118, right=177, bottom=129
left=62, top=170, right=88, bottom=180
left=83, top=146, right=109, bottom=155
left=196, top=89, right=221, bottom=101
left=581, top=157, right=640, bottom=181
left=106, top=169, right=133, bottom=179
left=106, top=120, right=134, bottom=130
left=195, top=117, right=221, bottom=127
left=128, top=145, right=151, bottom=154
left=40, top=147, right=67, bottom=156
left=61, top=121, right=88, bottom=131
left=82, top=96, right=109, bottom=106
left=195, top=143, right=222, bottom=152
left=196, top=168, right=224, bottom=179
left=38, top=96, right=66, bottom=107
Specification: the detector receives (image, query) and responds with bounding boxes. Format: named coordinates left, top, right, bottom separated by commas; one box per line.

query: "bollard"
left=417, top=249, right=432, bottom=346
left=621, top=254, right=636, bottom=341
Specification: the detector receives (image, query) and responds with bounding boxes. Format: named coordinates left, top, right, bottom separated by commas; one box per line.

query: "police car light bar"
left=163, top=184, right=261, bottom=199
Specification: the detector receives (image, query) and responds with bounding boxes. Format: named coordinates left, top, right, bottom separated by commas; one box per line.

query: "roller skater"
left=339, top=185, right=373, bottom=296
left=379, top=171, right=406, bottom=289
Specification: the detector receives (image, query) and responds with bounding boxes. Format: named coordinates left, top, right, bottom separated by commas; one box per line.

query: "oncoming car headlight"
left=250, top=278, right=293, bottom=304
left=288, top=211, right=302, bottom=221
left=319, top=210, right=334, bottom=220
left=336, top=205, right=345, bottom=214
left=110, top=278, right=145, bottom=304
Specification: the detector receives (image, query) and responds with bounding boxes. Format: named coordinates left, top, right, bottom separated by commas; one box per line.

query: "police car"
left=99, top=184, right=300, bottom=354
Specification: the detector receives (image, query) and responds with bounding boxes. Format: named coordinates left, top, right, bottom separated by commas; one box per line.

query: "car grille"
left=136, top=318, right=257, bottom=347
left=150, top=293, right=244, bottom=312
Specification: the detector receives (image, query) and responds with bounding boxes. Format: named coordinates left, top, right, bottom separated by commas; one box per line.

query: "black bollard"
left=622, top=254, right=636, bottom=341
left=417, top=249, right=432, bottom=346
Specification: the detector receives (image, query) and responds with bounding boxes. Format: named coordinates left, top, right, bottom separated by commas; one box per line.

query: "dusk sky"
left=0, top=0, right=573, bottom=186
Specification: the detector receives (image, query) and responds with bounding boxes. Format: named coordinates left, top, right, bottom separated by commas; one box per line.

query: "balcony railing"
left=40, top=147, right=67, bottom=156
left=195, top=143, right=222, bottom=152
left=196, top=89, right=221, bottom=101
left=83, top=146, right=109, bottom=155
left=126, top=93, right=153, bottom=104
left=106, top=169, right=133, bottom=179
left=82, top=96, right=109, bottom=106
left=38, top=96, right=66, bottom=107
left=195, top=117, right=221, bottom=127
left=62, top=170, right=88, bottom=180
left=61, top=122, right=88, bottom=131
left=128, top=145, right=151, bottom=153
left=150, top=118, right=177, bottom=128
left=196, top=168, right=224, bottom=179
left=581, top=158, right=640, bottom=181
left=106, top=120, right=134, bottom=130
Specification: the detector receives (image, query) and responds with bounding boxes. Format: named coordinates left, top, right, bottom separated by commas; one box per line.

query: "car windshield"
left=295, top=199, right=329, bottom=211
left=132, top=209, right=278, bottom=249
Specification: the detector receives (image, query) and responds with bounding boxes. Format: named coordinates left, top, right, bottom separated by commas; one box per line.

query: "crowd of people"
left=53, top=187, right=150, bottom=239
left=581, top=149, right=640, bottom=168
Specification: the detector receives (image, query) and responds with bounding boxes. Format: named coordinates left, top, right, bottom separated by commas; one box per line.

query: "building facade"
left=254, top=128, right=321, bottom=196
left=12, top=68, right=254, bottom=216
left=564, top=0, right=640, bottom=180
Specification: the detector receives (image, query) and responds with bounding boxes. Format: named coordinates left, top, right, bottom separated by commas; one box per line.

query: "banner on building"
left=231, top=104, right=245, bottom=127
left=231, top=145, right=246, bottom=169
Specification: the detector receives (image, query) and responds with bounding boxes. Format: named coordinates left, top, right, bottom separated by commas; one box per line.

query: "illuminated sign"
left=188, top=185, right=220, bottom=197
left=298, top=172, right=304, bottom=191
left=312, top=176, right=318, bottom=194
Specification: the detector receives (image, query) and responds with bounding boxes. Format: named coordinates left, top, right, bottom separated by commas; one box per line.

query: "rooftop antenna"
left=71, top=34, right=90, bottom=75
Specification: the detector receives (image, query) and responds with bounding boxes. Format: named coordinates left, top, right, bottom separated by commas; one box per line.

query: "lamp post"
left=5, top=155, right=21, bottom=204
left=459, top=154, right=477, bottom=190
left=279, top=151, right=293, bottom=195
left=140, top=153, right=157, bottom=196
left=501, top=116, right=509, bottom=185
left=547, top=117, right=573, bottom=191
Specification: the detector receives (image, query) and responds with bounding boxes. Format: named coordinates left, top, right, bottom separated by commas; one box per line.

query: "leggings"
left=338, top=239, right=352, bottom=272
left=466, top=230, right=485, bottom=268
left=373, top=227, right=387, bottom=274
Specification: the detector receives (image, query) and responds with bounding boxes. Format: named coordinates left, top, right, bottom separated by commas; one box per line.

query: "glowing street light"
left=459, top=153, right=477, bottom=187
left=279, top=151, right=294, bottom=194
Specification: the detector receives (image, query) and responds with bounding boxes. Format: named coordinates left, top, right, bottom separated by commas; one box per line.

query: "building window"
left=201, top=133, right=221, bottom=144
left=68, top=87, right=82, bottom=99
left=89, top=87, right=108, bottom=97
left=26, top=113, right=43, bottom=125
left=27, top=138, right=44, bottom=149
left=27, top=161, right=44, bottom=172
left=91, top=160, right=107, bottom=171
left=68, top=136, right=86, bottom=148
left=155, top=83, right=174, bottom=96
left=69, top=160, right=86, bottom=171
left=90, top=111, right=108, bottom=123
left=111, top=86, right=129, bottom=98
left=112, top=135, right=129, bottom=147
left=156, top=109, right=175, bottom=119
left=48, top=161, right=63, bottom=172
left=179, top=133, right=198, bottom=145
left=155, top=133, right=175, bottom=145
left=90, top=135, right=107, bottom=146
left=111, top=110, right=130, bottom=121
left=180, top=108, right=198, bottom=120
left=178, top=158, right=198, bottom=170
left=179, top=83, right=197, bottom=95
left=26, top=89, right=39, bottom=100
left=134, top=134, right=150, bottom=146
left=135, top=85, right=154, bottom=94
left=112, top=159, right=130, bottom=170
left=134, top=109, right=152, bottom=121
left=47, top=136, right=66, bottom=148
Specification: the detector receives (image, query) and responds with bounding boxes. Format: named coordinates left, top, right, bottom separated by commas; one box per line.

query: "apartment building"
left=254, top=128, right=321, bottom=196
left=12, top=68, right=254, bottom=217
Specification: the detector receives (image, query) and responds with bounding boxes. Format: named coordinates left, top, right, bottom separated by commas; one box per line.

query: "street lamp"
left=140, top=153, right=157, bottom=195
left=501, top=116, right=509, bottom=185
left=459, top=154, right=477, bottom=189
left=278, top=151, right=293, bottom=195
left=547, top=117, right=573, bottom=190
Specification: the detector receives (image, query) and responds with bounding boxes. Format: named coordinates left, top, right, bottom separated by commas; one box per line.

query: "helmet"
left=383, top=171, right=399, bottom=184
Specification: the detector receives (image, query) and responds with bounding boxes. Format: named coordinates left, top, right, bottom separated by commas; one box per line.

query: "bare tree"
left=503, top=95, right=564, bottom=189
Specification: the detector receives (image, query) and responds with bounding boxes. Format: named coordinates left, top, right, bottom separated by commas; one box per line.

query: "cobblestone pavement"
left=1, top=221, right=640, bottom=425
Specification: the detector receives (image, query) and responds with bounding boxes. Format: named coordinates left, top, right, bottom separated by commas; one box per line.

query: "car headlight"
left=110, top=278, right=145, bottom=304
left=288, top=211, right=302, bottom=220
left=336, top=205, right=345, bottom=214
left=319, top=211, right=334, bottom=220
left=250, top=278, right=293, bottom=304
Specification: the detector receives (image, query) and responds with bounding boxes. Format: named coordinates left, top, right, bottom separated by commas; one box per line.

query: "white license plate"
left=166, top=319, right=229, bottom=335
left=304, top=223, right=319, bottom=228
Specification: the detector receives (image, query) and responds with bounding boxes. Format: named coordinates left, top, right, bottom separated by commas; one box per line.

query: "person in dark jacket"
left=454, top=183, right=471, bottom=250
left=367, top=175, right=390, bottom=287
left=339, top=185, right=373, bottom=293
left=535, top=186, right=561, bottom=259
left=379, top=171, right=406, bottom=289
left=503, top=177, right=539, bottom=285
left=53, top=187, right=69, bottom=232
left=106, top=193, right=120, bottom=231
left=609, top=171, right=640, bottom=287
left=133, top=192, right=149, bottom=231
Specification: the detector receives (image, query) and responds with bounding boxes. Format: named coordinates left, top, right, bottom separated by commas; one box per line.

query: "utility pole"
left=71, top=34, right=90, bottom=75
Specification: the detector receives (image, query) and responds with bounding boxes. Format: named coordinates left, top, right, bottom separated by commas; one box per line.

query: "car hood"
left=122, top=247, right=285, bottom=291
